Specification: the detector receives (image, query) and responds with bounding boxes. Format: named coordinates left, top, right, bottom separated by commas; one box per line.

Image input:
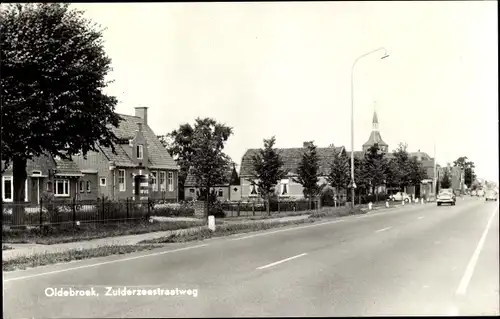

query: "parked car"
left=477, top=189, right=485, bottom=197
left=389, top=192, right=411, bottom=202
left=471, top=190, right=477, bottom=196
left=437, top=188, right=456, bottom=206
left=485, top=190, right=498, bottom=201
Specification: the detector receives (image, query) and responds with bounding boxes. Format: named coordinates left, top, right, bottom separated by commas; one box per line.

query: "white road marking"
left=257, top=253, right=308, bottom=270
left=3, top=244, right=209, bottom=283
left=375, top=226, right=392, bottom=233
left=418, top=216, right=424, bottom=219
left=456, top=206, right=498, bottom=295
left=231, top=219, right=345, bottom=241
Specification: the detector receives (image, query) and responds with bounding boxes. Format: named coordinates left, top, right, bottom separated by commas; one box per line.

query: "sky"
left=72, top=1, right=498, bottom=182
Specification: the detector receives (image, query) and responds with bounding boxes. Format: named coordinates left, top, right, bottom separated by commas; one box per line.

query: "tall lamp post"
left=350, top=47, right=390, bottom=209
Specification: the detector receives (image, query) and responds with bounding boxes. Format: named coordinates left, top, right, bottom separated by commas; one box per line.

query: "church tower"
left=362, top=102, right=388, bottom=152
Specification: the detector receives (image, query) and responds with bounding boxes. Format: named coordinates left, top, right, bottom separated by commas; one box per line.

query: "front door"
left=31, top=178, right=42, bottom=204
left=134, top=176, right=140, bottom=197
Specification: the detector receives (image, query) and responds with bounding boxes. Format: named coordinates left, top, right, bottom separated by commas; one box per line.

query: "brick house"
left=437, top=165, right=464, bottom=194
left=238, top=143, right=349, bottom=200
left=71, top=107, right=179, bottom=201
left=1, top=155, right=83, bottom=204
left=184, top=164, right=241, bottom=201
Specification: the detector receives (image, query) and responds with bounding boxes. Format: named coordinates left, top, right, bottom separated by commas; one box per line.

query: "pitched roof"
left=184, top=167, right=234, bottom=187
left=2, top=154, right=83, bottom=176
left=54, top=157, right=84, bottom=176
left=239, top=146, right=346, bottom=177
left=409, top=151, right=432, bottom=160
left=99, top=114, right=179, bottom=170
left=362, top=131, right=388, bottom=147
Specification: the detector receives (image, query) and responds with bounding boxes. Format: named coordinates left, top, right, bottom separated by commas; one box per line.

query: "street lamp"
left=350, top=47, right=390, bottom=209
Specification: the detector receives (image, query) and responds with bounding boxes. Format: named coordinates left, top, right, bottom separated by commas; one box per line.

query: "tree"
left=326, top=147, right=350, bottom=202
left=385, top=158, right=400, bottom=191
left=249, top=136, right=288, bottom=215
left=352, top=156, right=369, bottom=203
left=363, top=144, right=388, bottom=199
left=441, top=170, right=452, bottom=188
left=1, top=4, right=121, bottom=225
left=408, top=156, right=428, bottom=186
left=189, top=118, right=233, bottom=217
left=391, top=143, right=412, bottom=191
left=159, top=120, right=233, bottom=201
left=157, top=123, right=196, bottom=200
left=453, top=156, right=476, bottom=188
left=294, top=141, right=322, bottom=209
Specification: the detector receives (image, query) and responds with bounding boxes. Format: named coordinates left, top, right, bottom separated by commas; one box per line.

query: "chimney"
left=303, top=141, right=312, bottom=148
left=135, top=107, right=148, bottom=126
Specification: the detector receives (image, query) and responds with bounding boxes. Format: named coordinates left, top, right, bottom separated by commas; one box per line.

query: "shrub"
left=209, top=201, right=226, bottom=218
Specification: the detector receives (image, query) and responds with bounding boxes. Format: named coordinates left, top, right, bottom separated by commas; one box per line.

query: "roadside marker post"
left=386, top=201, right=389, bottom=208
left=402, top=200, right=405, bottom=206
left=368, top=202, right=373, bottom=210
left=208, top=215, right=216, bottom=232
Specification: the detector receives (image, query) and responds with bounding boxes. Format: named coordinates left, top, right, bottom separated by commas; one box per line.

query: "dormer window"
left=137, top=145, right=144, bottom=160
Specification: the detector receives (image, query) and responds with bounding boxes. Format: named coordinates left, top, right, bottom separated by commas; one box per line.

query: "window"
left=218, top=189, right=223, bottom=197
left=189, top=188, right=195, bottom=193
left=2, top=178, right=29, bottom=202
left=2, top=176, right=13, bottom=202
left=136, top=145, right=143, bottom=160
left=167, top=172, right=173, bottom=192
left=118, top=169, right=126, bottom=192
left=79, top=181, right=85, bottom=193
left=280, top=179, right=289, bottom=196
left=151, top=171, right=158, bottom=191
left=54, top=180, right=70, bottom=197
left=86, top=181, right=91, bottom=193
left=159, top=171, right=166, bottom=192
left=100, top=177, right=107, bottom=187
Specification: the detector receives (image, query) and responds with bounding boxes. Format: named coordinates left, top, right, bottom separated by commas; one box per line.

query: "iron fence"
left=2, top=197, right=194, bottom=230
left=220, top=199, right=321, bottom=218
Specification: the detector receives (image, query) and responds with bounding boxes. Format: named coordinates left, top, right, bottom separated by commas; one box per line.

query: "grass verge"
left=309, top=206, right=364, bottom=218
left=3, top=244, right=162, bottom=272
left=139, top=217, right=325, bottom=244
left=2, top=220, right=211, bottom=245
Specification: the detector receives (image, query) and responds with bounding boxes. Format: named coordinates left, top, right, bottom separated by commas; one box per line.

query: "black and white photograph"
left=1, top=1, right=498, bottom=317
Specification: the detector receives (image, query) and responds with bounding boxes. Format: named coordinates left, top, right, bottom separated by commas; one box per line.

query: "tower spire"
left=372, top=101, right=379, bottom=131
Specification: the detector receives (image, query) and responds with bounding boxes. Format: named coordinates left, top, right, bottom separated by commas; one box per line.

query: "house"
left=239, top=143, right=353, bottom=200
left=1, top=155, right=83, bottom=204
left=71, top=107, right=180, bottom=201
left=184, top=164, right=241, bottom=201
left=406, top=150, right=437, bottom=198
left=437, top=165, right=464, bottom=194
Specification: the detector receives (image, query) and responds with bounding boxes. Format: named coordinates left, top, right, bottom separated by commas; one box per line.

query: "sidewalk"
left=2, top=215, right=312, bottom=261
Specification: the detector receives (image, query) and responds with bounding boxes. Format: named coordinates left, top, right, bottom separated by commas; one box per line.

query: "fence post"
left=72, top=197, right=76, bottom=229
left=147, top=198, right=151, bottom=220
left=126, top=197, right=129, bottom=222
left=39, top=198, right=43, bottom=231
left=101, top=197, right=105, bottom=224
left=237, top=202, right=240, bottom=217
left=252, top=202, right=255, bottom=216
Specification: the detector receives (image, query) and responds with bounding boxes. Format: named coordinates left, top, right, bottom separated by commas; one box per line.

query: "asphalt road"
left=3, top=197, right=499, bottom=318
